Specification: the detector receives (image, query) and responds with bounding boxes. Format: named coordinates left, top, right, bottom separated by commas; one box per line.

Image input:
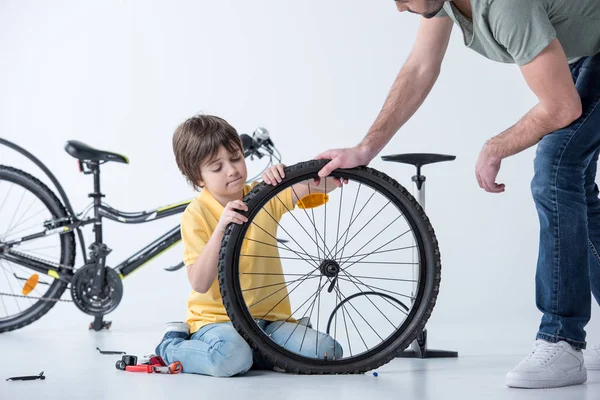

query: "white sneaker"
left=584, top=345, right=600, bottom=371
left=505, top=339, right=587, bottom=389
left=163, top=321, right=190, bottom=336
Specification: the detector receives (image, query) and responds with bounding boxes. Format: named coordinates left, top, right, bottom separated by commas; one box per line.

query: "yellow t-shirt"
left=181, top=182, right=296, bottom=333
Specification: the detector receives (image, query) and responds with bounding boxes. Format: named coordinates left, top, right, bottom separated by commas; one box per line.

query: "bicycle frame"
left=0, top=166, right=190, bottom=283
left=0, top=134, right=279, bottom=285
left=0, top=137, right=191, bottom=283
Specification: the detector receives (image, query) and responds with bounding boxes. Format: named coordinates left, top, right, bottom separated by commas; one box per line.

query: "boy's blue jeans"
left=155, top=320, right=343, bottom=377
left=533, top=52, right=600, bottom=349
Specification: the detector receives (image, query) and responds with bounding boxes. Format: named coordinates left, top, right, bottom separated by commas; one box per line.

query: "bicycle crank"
left=70, top=264, right=123, bottom=315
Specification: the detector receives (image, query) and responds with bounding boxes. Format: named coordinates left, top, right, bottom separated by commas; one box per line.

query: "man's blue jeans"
left=155, top=320, right=343, bottom=377
left=533, top=52, right=600, bottom=349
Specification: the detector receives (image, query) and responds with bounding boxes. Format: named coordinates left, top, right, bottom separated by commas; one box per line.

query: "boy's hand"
left=216, top=200, right=248, bottom=234
left=262, top=163, right=286, bottom=186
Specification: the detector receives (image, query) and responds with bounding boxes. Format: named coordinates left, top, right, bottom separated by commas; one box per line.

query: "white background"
left=0, top=0, right=598, bottom=354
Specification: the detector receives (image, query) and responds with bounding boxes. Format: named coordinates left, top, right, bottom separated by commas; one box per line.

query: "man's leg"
left=533, top=53, right=600, bottom=350
left=507, top=53, right=600, bottom=389
left=585, top=149, right=600, bottom=307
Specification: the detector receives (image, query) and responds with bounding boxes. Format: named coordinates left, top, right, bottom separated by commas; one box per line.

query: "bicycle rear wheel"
left=0, top=166, right=75, bottom=332
left=219, top=160, right=441, bottom=374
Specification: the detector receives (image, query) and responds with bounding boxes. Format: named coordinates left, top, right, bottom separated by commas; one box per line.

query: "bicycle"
left=0, top=128, right=280, bottom=332
left=1, top=129, right=453, bottom=374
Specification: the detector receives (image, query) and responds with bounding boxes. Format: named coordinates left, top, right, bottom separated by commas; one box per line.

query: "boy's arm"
left=185, top=200, right=248, bottom=293
left=262, top=163, right=343, bottom=207
left=186, top=229, right=225, bottom=293
left=290, top=177, right=340, bottom=206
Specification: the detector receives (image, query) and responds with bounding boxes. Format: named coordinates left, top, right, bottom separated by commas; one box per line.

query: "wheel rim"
left=220, top=163, right=439, bottom=371
left=0, top=173, right=70, bottom=324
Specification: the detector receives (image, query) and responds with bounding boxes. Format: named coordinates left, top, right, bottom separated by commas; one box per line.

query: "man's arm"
left=475, top=39, right=581, bottom=192
left=484, top=39, right=581, bottom=159
left=359, top=15, right=454, bottom=157
left=315, top=15, right=454, bottom=177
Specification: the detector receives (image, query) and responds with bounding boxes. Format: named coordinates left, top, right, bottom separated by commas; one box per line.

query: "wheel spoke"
left=337, top=245, right=415, bottom=262
left=244, top=237, right=316, bottom=259
left=0, top=183, right=15, bottom=230
left=251, top=268, right=318, bottom=317
left=275, top=277, right=329, bottom=348
left=241, top=254, right=320, bottom=262
left=336, top=269, right=397, bottom=330
left=5, top=189, right=27, bottom=239
left=250, top=221, right=320, bottom=270
left=338, top=270, right=409, bottom=316
left=273, top=192, right=332, bottom=261
left=332, top=284, right=370, bottom=351
left=300, top=276, right=324, bottom=352
left=335, top=182, right=361, bottom=263
left=1, top=263, right=21, bottom=312
left=333, top=283, right=384, bottom=342
left=289, top=184, right=328, bottom=261
left=337, top=278, right=352, bottom=357
left=337, top=274, right=415, bottom=301
left=341, top=229, right=413, bottom=272
left=242, top=275, right=320, bottom=292
left=330, top=201, right=392, bottom=261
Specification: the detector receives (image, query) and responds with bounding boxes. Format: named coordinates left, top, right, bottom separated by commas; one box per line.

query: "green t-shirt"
left=436, top=0, right=600, bottom=65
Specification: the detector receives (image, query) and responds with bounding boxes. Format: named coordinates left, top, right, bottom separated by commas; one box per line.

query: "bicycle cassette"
left=70, top=264, right=123, bottom=315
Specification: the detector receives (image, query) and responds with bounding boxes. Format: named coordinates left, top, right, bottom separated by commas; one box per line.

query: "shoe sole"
left=506, top=370, right=587, bottom=389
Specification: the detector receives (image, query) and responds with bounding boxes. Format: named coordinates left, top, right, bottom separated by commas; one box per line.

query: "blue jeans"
left=155, top=320, right=343, bottom=377
left=533, top=52, right=600, bottom=350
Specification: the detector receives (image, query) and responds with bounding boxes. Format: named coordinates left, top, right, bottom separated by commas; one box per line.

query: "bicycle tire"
left=0, top=166, right=75, bottom=333
left=218, top=160, right=441, bottom=374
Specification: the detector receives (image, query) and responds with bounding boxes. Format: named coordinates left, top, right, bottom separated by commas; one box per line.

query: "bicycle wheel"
left=0, top=166, right=75, bottom=332
left=219, top=160, right=441, bottom=374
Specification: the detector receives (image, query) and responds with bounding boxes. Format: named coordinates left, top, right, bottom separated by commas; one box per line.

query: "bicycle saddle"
left=64, top=140, right=129, bottom=164
left=381, top=153, right=456, bottom=168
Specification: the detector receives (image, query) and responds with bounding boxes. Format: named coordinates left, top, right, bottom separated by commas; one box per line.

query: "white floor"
left=1, top=326, right=599, bottom=400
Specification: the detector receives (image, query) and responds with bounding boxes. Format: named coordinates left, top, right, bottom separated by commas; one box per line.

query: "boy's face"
left=199, top=145, right=247, bottom=198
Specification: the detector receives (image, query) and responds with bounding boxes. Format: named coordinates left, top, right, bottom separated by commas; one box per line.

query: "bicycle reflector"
left=22, top=274, right=39, bottom=295
left=297, top=193, right=329, bottom=209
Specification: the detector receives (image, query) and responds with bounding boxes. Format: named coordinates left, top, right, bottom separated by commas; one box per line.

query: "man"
left=315, top=0, right=600, bottom=389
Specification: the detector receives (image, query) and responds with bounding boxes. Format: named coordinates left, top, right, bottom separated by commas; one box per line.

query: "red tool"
left=125, top=362, right=182, bottom=374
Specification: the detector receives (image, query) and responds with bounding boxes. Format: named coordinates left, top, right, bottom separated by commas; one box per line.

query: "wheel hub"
left=319, top=259, right=340, bottom=278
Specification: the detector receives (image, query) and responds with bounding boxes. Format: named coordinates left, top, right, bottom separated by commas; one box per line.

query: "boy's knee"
left=208, top=336, right=253, bottom=377
left=155, top=336, right=183, bottom=364
left=319, top=335, right=343, bottom=359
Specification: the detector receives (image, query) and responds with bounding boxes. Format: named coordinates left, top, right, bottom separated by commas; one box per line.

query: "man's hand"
left=314, top=146, right=373, bottom=178
left=475, top=143, right=505, bottom=193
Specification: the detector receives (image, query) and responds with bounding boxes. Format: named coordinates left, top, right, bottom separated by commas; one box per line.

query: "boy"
left=155, top=114, right=343, bottom=377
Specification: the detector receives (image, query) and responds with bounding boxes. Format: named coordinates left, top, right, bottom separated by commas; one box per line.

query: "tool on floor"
left=123, top=361, right=182, bottom=374
left=139, top=354, right=166, bottom=366
left=96, top=346, right=126, bottom=355
left=115, top=355, right=138, bottom=371
left=6, top=371, right=45, bottom=381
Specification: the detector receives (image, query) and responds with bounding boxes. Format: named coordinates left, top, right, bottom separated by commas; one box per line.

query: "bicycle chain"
left=6, top=248, right=76, bottom=270
left=0, top=291, right=73, bottom=302
left=0, top=249, right=75, bottom=302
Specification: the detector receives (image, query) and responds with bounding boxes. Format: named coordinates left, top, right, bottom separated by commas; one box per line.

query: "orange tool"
left=125, top=362, right=182, bottom=374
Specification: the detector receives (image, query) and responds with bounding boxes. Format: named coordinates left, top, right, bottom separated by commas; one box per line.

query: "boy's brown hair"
left=172, top=114, right=243, bottom=190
